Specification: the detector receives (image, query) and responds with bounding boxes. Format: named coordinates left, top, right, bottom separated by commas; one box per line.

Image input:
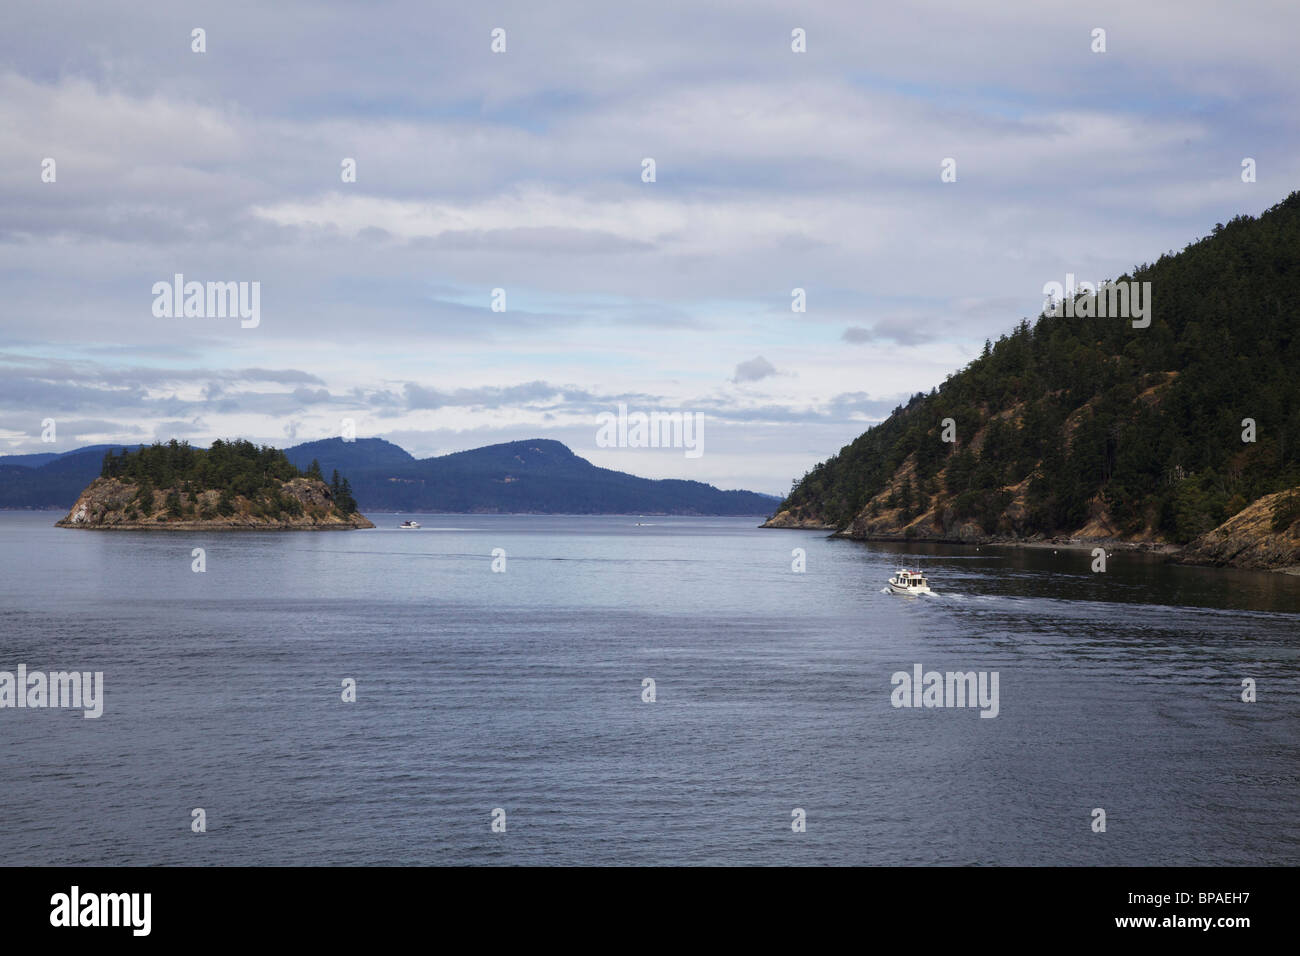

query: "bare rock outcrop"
left=760, top=508, right=837, bottom=530
left=56, top=476, right=374, bottom=531
left=1179, top=488, right=1300, bottom=571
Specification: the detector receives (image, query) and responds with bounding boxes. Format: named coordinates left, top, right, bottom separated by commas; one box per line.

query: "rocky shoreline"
left=56, top=477, right=374, bottom=531
left=57, top=519, right=373, bottom=531
left=1173, top=488, right=1300, bottom=572
left=761, top=494, right=1300, bottom=574
left=759, top=509, right=838, bottom=531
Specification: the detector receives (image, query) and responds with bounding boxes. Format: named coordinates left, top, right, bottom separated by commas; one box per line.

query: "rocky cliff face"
left=56, top=476, right=374, bottom=530
left=760, top=509, right=837, bottom=530
left=1179, top=488, right=1300, bottom=571
left=765, top=473, right=1300, bottom=572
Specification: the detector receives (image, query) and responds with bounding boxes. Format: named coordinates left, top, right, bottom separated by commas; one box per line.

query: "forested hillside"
left=769, top=192, right=1300, bottom=548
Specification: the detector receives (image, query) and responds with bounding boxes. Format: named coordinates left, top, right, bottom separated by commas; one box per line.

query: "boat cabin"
left=890, top=569, right=928, bottom=588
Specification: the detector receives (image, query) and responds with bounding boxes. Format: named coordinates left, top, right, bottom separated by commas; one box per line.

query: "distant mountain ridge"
left=0, top=445, right=148, bottom=509
left=0, top=438, right=778, bottom=515
left=285, top=438, right=778, bottom=514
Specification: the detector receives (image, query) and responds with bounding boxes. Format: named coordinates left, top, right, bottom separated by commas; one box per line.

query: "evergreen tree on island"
left=79, top=441, right=369, bottom=525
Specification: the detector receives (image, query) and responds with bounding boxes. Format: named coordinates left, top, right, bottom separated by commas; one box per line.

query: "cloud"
left=1, top=0, right=1297, bottom=490
left=731, top=356, right=778, bottom=383
left=152, top=419, right=207, bottom=442
left=842, top=324, right=934, bottom=346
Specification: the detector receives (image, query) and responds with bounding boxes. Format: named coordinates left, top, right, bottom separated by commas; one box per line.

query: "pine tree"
left=338, top=477, right=357, bottom=514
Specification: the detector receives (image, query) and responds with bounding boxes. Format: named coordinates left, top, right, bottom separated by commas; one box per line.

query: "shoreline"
left=761, top=523, right=1300, bottom=574
left=835, top=531, right=1178, bottom=557
left=54, top=521, right=372, bottom=531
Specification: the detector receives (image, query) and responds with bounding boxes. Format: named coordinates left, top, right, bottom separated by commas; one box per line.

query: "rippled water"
left=0, top=512, right=1296, bottom=865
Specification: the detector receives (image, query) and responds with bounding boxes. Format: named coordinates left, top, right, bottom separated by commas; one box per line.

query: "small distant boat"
left=399, top=520, right=421, bottom=529
left=887, top=568, right=932, bottom=595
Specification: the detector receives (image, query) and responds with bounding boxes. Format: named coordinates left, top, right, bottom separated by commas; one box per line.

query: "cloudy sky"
left=2, top=1, right=1297, bottom=494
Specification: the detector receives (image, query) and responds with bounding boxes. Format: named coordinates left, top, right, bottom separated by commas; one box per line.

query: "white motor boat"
left=399, top=520, right=421, bottom=529
left=887, top=568, right=932, bottom=595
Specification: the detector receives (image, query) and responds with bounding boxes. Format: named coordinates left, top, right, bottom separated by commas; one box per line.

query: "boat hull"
left=888, top=582, right=931, bottom=595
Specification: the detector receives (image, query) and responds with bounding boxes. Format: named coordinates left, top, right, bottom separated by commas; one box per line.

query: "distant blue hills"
left=0, top=444, right=148, bottom=510
left=0, top=437, right=779, bottom=515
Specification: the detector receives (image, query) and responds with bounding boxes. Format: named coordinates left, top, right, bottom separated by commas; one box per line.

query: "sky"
left=2, top=1, right=1297, bottom=495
